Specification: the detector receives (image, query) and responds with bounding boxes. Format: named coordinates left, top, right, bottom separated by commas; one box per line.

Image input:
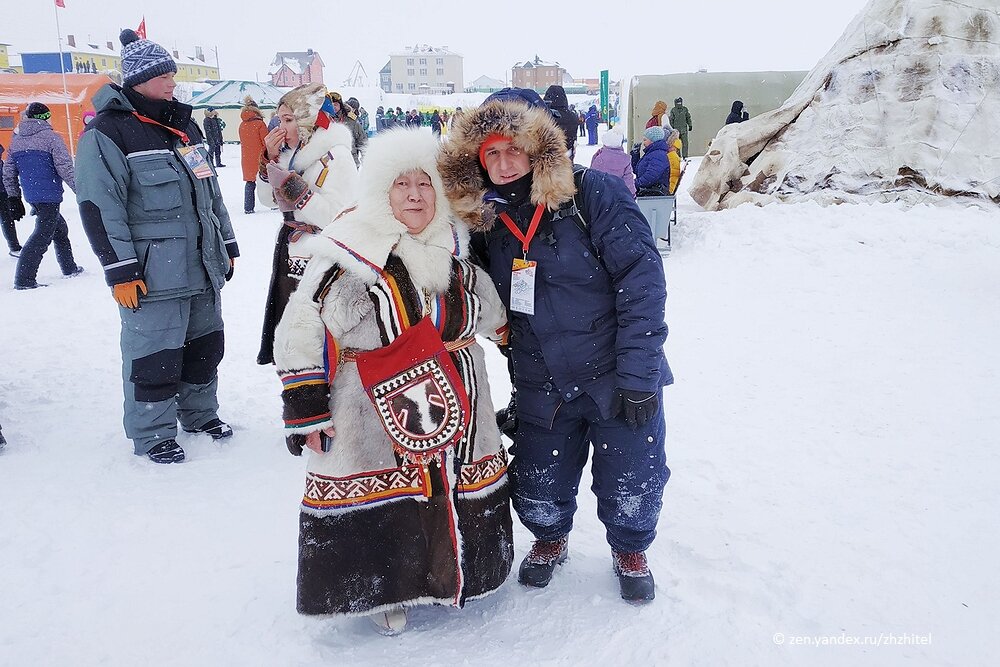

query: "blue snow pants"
left=509, top=394, right=670, bottom=554
left=119, top=289, right=225, bottom=455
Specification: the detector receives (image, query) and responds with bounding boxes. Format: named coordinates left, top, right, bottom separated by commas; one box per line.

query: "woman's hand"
left=264, top=126, right=286, bottom=160
left=304, top=426, right=337, bottom=454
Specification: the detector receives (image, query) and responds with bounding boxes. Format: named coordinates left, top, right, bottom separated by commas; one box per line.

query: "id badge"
left=510, top=258, right=536, bottom=315
left=177, top=145, right=213, bottom=179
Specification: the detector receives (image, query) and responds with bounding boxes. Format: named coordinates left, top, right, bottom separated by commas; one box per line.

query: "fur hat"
left=119, top=29, right=177, bottom=88
left=243, top=95, right=260, bottom=109
left=644, top=126, right=665, bottom=142
left=26, top=102, right=51, bottom=120
left=308, top=127, right=463, bottom=289
left=651, top=100, right=667, bottom=117
left=277, top=83, right=329, bottom=144
left=438, top=95, right=575, bottom=231
left=601, top=128, right=623, bottom=147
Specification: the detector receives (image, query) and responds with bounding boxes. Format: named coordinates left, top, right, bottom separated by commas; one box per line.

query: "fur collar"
left=438, top=99, right=576, bottom=232
left=290, top=123, right=353, bottom=172
left=307, top=128, right=468, bottom=291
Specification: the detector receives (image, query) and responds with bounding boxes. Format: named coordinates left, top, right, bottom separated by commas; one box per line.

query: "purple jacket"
left=589, top=146, right=636, bottom=197
left=2, top=118, right=75, bottom=204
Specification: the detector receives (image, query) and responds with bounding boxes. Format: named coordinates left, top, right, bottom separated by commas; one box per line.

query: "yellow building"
left=0, top=43, right=9, bottom=68
left=46, top=35, right=218, bottom=82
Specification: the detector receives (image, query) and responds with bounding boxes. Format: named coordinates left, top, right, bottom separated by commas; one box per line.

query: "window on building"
left=419, top=68, right=427, bottom=75
left=436, top=58, right=443, bottom=65
left=396, top=83, right=403, bottom=91
left=102, top=59, right=107, bottom=66
left=408, top=83, right=415, bottom=91
left=436, top=68, right=444, bottom=75
left=408, top=68, right=415, bottom=76
left=407, top=58, right=414, bottom=65
left=419, top=58, right=426, bottom=64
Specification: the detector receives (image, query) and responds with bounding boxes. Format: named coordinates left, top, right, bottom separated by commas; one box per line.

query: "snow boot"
left=146, top=439, right=185, bottom=464
left=14, top=281, right=47, bottom=290
left=63, top=266, right=85, bottom=278
left=518, top=536, right=569, bottom=588
left=8, top=248, right=20, bottom=258
left=369, top=606, right=407, bottom=636
left=183, top=418, right=233, bottom=440
left=612, top=550, right=655, bottom=603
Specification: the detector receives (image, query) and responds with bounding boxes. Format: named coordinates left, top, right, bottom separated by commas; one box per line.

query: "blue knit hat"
left=644, top=126, right=665, bottom=142
left=119, top=29, right=177, bottom=88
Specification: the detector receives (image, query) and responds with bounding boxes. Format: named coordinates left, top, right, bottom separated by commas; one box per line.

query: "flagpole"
left=52, top=0, right=75, bottom=157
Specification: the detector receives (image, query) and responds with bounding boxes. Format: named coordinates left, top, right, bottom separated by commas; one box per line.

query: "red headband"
left=479, top=133, right=510, bottom=168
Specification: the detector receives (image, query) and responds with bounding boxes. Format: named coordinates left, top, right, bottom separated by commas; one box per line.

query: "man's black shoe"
left=613, top=550, right=655, bottom=602
left=147, top=439, right=185, bottom=464
left=518, top=536, right=569, bottom=588
left=183, top=418, right=233, bottom=440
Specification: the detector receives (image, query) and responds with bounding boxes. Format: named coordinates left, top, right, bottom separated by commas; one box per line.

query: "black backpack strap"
left=571, top=165, right=589, bottom=233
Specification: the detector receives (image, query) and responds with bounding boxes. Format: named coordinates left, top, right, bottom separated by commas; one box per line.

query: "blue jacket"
left=475, top=169, right=672, bottom=427
left=2, top=118, right=75, bottom=204
left=585, top=105, right=600, bottom=132
left=635, top=139, right=670, bottom=192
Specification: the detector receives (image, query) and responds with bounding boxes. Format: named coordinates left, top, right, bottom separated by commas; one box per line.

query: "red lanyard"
left=132, top=112, right=190, bottom=145
left=498, top=204, right=545, bottom=256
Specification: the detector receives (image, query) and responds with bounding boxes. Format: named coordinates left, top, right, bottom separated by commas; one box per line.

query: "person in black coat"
left=543, top=85, right=579, bottom=159
left=726, top=100, right=749, bottom=125
left=0, top=144, right=23, bottom=256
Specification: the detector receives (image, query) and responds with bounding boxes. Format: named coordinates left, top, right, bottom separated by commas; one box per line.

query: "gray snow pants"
left=119, top=289, right=225, bottom=454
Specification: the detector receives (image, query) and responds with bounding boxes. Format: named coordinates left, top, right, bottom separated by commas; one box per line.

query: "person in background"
left=440, top=88, right=672, bottom=603
left=646, top=100, right=668, bottom=129
left=588, top=127, right=635, bottom=197
left=75, top=29, right=239, bottom=464
left=430, top=109, right=443, bottom=135
left=585, top=104, right=600, bottom=146
left=543, top=85, right=579, bottom=160
left=268, top=111, right=280, bottom=131
left=634, top=126, right=671, bottom=197
left=665, top=128, right=682, bottom=194
left=2, top=103, right=85, bottom=289
left=375, top=105, right=385, bottom=132
left=668, top=97, right=693, bottom=158
left=255, top=83, right=359, bottom=366
left=273, top=128, right=512, bottom=636
left=239, top=96, right=268, bottom=214
left=578, top=108, right=586, bottom=137
left=0, top=144, right=22, bottom=257
left=203, top=107, right=226, bottom=167
left=726, top=100, right=749, bottom=125
left=328, top=91, right=366, bottom=166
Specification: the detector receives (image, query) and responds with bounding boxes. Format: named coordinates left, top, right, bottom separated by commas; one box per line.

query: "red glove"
left=266, top=162, right=309, bottom=213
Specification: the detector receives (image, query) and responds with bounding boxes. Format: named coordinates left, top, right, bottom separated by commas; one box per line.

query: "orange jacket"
left=239, top=108, right=268, bottom=182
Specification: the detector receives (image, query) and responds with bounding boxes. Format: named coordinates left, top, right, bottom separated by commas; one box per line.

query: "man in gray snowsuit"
left=76, top=29, right=239, bottom=464
left=668, top=97, right=693, bottom=158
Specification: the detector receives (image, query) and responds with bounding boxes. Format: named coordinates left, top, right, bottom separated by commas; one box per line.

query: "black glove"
left=286, top=433, right=305, bottom=456
left=7, top=196, right=26, bottom=221
left=616, top=389, right=660, bottom=430
left=495, top=393, right=518, bottom=440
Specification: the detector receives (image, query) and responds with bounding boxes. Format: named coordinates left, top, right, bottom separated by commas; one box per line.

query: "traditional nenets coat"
left=257, top=83, right=359, bottom=364
left=273, top=128, right=514, bottom=616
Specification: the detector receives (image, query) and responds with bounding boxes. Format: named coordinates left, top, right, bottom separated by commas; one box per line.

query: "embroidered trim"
left=281, top=371, right=327, bottom=390
left=458, top=449, right=508, bottom=493
left=302, top=466, right=430, bottom=510
left=284, top=413, right=332, bottom=429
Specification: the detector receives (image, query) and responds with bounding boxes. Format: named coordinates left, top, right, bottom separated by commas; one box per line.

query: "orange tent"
left=0, top=73, right=111, bottom=157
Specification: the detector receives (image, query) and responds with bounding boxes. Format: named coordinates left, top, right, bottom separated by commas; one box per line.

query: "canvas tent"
left=0, top=73, right=111, bottom=156
left=188, top=80, right=286, bottom=143
left=626, top=71, right=808, bottom=155
left=690, top=0, right=1000, bottom=210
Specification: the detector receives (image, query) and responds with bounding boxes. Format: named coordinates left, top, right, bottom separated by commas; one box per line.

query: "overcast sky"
left=9, top=0, right=871, bottom=85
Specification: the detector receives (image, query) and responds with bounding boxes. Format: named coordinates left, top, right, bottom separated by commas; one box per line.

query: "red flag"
left=136, top=17, right=146, bottom=39
left=55, top=0, right=65, bottom=7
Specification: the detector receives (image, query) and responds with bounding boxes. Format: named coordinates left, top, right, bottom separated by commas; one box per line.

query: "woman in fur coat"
left=272, top=127, right=514, bottom=635
left=256, top=83, right=359, bottom=365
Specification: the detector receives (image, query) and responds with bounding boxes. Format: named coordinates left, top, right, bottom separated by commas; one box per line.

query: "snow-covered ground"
left=1, top=135, right=997, bottom=666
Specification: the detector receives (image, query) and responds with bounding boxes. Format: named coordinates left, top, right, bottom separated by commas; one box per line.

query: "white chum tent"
left=188, top=80, right=288, bottom=143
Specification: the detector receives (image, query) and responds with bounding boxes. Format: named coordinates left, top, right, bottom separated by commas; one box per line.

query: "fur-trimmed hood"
left=437, top=99, right=575, bottom=232
left=289, top=122, right=353, bottom=172
left=309, top=127, right=467, bottom=293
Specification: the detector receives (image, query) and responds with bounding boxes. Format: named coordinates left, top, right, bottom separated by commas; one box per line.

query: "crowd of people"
left=1, top=28, right=680, bottom=636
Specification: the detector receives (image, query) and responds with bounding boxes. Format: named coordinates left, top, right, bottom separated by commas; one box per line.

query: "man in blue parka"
left=439, top=88, right=672, bottom=603
left=76, top=29, right=239, bottom=464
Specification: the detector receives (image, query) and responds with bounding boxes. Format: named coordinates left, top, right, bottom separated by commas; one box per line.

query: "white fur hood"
left=307, top=128, right=469, bottom=292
